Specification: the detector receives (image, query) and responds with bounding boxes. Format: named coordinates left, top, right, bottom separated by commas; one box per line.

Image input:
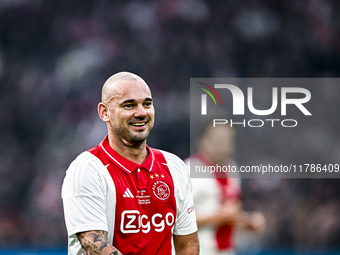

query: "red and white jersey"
left=62, top=136, right=197, bottom=255
left=185, top=154, right=241, bottom=255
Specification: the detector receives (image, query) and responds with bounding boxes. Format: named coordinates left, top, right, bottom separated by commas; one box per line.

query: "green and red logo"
left=196, top=82, right=222, bottom=115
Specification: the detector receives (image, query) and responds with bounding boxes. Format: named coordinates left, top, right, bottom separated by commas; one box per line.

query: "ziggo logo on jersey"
left=120, top=210, right=175, bottom=234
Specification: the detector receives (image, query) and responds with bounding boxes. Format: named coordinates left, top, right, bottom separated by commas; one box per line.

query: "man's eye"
left=123, top=104, right=134, bottom=108
left=144, top=102, right=152, bottom=107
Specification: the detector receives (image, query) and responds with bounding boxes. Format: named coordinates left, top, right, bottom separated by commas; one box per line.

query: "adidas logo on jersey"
left=123, top=188, right=134, bottom=198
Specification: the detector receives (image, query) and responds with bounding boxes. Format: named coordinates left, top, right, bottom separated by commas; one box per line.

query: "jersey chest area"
left=107, top=163, right=177, bottom=235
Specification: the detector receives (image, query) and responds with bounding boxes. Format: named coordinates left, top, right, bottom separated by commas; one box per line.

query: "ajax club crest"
left=152, top=181, right=170, bottom=201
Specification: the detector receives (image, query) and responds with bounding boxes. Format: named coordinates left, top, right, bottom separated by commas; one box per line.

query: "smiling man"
left=62, top=72, right=199, bottom=255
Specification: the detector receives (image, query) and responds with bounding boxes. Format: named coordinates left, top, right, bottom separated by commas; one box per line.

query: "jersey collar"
left=99, top=135, right=155, bottom=174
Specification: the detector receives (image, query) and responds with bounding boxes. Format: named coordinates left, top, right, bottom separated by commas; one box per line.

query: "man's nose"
left=134, top=104, right=147, bottom=118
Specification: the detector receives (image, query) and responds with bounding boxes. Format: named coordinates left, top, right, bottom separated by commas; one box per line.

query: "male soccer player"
left=62, top=72, right=199, bottom=255
left=186, top=124, right=264, bottom=255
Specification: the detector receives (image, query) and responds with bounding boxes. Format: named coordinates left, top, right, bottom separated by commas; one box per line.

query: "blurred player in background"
left=186, top=124, right=265, bottom=255
left=62, top=72, right=199, bottom=255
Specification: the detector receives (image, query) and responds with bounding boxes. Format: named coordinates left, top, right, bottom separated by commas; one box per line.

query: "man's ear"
left=98, top=102, right=110, bottom=122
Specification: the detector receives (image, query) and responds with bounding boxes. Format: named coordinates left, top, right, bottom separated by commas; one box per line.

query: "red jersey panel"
left=89, top=137, right=176, bottom=255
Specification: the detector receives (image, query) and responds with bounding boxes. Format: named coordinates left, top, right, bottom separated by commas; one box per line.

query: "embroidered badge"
left=152, top=181, right=170, bottom=201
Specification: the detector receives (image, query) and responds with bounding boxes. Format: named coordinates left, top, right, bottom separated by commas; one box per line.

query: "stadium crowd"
left=0, top=0, right=339, bottom=252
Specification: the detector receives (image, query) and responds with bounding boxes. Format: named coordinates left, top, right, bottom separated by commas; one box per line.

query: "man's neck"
left=107, top=135, right=148, bottom=165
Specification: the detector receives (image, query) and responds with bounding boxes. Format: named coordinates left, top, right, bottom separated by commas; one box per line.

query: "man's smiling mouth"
left=131, top=122, right=146, bottom=126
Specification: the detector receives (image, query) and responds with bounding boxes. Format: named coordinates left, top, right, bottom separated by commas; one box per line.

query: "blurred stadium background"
left=0, top=0, right=339, bottom=254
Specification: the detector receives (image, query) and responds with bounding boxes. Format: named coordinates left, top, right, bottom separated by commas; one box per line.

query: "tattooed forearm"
left=77, top=230, right=107, bottom=255
left=77, top=230, right=123, bottom=255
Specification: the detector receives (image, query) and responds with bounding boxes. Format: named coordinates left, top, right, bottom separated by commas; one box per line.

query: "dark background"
left=0, top=0, right=339, bottom=253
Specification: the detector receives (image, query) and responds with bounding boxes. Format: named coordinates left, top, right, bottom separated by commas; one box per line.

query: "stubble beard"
left=112, top=124, right=153, bottom=146
left=127, top=129, right=150, bottom=143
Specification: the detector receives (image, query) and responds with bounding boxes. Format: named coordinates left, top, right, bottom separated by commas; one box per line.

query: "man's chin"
left=127, top=134, right=149, bottom=145
left=121, top=128, right=152, bottom=145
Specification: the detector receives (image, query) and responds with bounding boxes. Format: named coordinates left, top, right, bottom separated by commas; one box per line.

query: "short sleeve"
left=173, top=174, right=197, bottom=235
left=162, top=151, right=198, bottom=236
left=61, top=152, right=109, bottom=236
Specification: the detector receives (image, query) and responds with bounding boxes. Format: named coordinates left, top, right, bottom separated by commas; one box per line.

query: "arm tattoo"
left=77, top=230, right=123, bottom=255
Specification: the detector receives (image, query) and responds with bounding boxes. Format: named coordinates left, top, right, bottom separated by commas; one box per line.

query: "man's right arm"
left=196, top=199, right=240, bottom=227
left=77, top=230, right=123, bottom=255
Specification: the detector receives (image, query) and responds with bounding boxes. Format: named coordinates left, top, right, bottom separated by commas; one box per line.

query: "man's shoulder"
left=150, top=148, right=190, bottom=179
left=62, top=150, right=110, bottom=197
left=66, top=149, right=106, bottom=176
left=151, top=148, right=186, bottom=167
left=71, top=150, right=100, bottom=165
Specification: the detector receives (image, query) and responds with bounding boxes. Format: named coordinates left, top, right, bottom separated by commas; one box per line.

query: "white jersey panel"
left=185, top=157, right=221, bottom=255
left=160, top=150, right=198, bottom=236
left=61, top=151, right=117, bottom=255
left=185, top=156, right=241, bottom=255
